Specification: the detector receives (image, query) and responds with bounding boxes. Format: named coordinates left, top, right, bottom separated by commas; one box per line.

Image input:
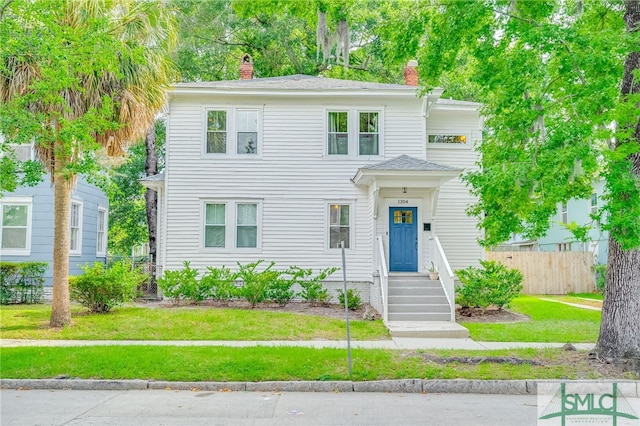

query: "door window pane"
left=205, top=204, right=225, bottom=247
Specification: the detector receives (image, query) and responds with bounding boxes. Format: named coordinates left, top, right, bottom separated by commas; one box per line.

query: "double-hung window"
left=328, top=112, right=349, bottom=155
left=560, top=203, right=568, bottom=224
left=327, top=110, right=381, bottom=157
left=206, top=111, right=227, bottom=153
left=590, top=193, right=598, bottom=215
left=236, top=203, right=257, bottom=247
left=69, top=201, right=83, bottom=255
left=0, top=198, right=32, bottom=255
left=237, top=110, right=258, bottom=154
left=205, top=203, right=226, bottom=248
left=205, top=108, right=260, bottom=155
left=329, top=204, right=350, bottom=249
left=96, top=207, right=108, bottom=257
left=204, top=201, right=260, bottom=249
left=359, top=112, right=379, bottom=155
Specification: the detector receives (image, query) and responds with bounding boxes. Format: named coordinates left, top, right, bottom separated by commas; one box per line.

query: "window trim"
left=0, top=196, right=33, bottom=256
left=203, top=107, right=263, bottom=158
left=324, top=108, right=384, bottom=159
left=326, top=201, right=354, bottom=251
left=201, top=199, right=262, bottom=252
left=69, top=200, right=83, bottom=256
left=96, top=206, right=108, bottom=257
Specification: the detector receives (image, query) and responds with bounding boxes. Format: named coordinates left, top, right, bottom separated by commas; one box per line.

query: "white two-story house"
left=143, top=57, right=484, bottom=323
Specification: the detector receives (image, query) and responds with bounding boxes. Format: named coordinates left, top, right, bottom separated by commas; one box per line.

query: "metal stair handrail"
left=431, top=236, right=455, bottom=321
left=376, top=235, right=389, bottom=322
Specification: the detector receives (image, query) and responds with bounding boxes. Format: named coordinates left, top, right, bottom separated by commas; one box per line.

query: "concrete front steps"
left=386, top=273, right=469, bottom=338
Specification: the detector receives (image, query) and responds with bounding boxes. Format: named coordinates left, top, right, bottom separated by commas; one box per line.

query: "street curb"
left=3, top=379, right=638, bottom=394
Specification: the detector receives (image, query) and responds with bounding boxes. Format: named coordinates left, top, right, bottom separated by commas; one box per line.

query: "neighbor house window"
left=96, top=207, right=108, bottom=257
left=206, top=110, right=227, bottom=153
left=329, top=204, right=350, bottom=249
left=7, top=143, right=33, bottom=161
left=560, top=203, right=568, bottom=224
left=558, top=242, right=571, bottom=251
left=428, top=135, right=467, bottom=144
left=328, top=111, right=349, bottom=155
left=69, top=201, right=83, bottom=255
left=590, top=193, right=598, bottom=215
left=359, top=112, right=379, bottom=155
left=0, top=198, right=32, bottom=255
left=236, top=203, right=257, bottom=248
left=205, top=203, right=226, bottom=248
left=237, top=110, right=258, bottom=154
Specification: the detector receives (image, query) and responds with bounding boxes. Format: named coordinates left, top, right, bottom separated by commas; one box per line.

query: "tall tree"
left=0, top=0, right=177, bottom=326
left=415, top=0, right=640, bottom=361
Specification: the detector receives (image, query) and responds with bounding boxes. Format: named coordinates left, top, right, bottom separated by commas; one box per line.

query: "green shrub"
left=157, top=261, right=200, bottom=304
left=201, top=266, right=237, bottom=305
left=337, top=288, right=363, bottom=310
left=236, top=260, right=275, bottom=308
left=70, top=261, right=144, bottom=313
left=296, top=267, right=337, bottom=305
left=266, top=273, right=296, bottom=307
left=456, top=260, right=523, bottom=310
left=593, top=264, right=607, bottom=293
left=0, top=261, right=46, bottom=305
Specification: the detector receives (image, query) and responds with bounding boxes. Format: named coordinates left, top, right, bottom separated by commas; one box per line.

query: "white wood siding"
left=426, top=109, right=484, bottom=271
left=163, top=93, right=482, bottom=281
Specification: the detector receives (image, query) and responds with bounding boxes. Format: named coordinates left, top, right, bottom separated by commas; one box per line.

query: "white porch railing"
left=376, top=235, right=389, bottom=322
left=430, top=236, right=456, bottom=321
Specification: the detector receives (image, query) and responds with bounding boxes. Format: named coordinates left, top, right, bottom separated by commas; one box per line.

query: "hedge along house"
left=0, top=141, right=108, bottom=299
left=142, top=57, right=484, bottom=327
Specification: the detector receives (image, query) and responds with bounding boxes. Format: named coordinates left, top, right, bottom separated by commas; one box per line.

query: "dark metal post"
left=341, top=241, right=352, bottom=375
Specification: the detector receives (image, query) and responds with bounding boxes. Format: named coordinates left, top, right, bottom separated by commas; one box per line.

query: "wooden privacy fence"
left=486, top=251, right=596, bottom=294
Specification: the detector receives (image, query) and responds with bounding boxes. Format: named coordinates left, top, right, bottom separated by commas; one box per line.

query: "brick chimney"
left=239, top=54, right=254, bottom=80
left=404, top=60, right=419, bottom=86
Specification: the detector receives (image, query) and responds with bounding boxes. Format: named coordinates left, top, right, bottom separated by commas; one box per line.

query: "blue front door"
left=389, top=207, right=418, bottom=272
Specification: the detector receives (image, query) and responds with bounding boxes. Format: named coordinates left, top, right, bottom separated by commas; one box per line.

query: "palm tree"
left=0, top=0, right=177, bottom=326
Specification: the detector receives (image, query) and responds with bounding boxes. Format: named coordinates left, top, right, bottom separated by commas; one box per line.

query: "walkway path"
left=0, top=338, right=595, bottom=350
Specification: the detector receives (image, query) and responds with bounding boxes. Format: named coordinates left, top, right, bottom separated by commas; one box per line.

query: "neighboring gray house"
left=0, top=144, right=108, bottom=291
left=538, top=180, right=609, bottom=264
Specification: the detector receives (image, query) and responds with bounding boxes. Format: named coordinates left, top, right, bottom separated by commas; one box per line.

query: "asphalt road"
left=1, top=389, right=538, bottom=425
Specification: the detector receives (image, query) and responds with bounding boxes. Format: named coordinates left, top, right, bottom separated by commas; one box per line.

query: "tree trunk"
left=50, top=176, right=72, bottom=327
left=594, top=0, right=640, bottom=360
left=144, top=125, right=158, bottom=269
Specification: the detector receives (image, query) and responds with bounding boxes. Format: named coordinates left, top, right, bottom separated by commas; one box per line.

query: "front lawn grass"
left=461, top=296, right=601, bottom=343
left=1, top=346, right=631, bottom=381
left=0, top=304, right=389, bottom=341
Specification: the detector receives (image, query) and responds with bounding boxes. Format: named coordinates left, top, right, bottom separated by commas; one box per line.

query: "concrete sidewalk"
left=0, top=338, right=595, bottom=350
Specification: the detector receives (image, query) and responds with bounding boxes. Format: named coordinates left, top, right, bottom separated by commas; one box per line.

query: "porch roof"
left=351, top=155, right=461, bottom=187
left=139, top=172, right=165, bottom=191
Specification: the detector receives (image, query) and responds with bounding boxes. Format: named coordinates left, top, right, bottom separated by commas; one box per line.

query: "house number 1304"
left=397, top=200, right=409, bottom=204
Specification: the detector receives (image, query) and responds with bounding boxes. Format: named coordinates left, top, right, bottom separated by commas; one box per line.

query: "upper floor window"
left=327, top=109, right=382, bottom=157
left=590, top=193, right=598, bottom=215
left=329, top=203, right=350, bottom=249
left=560, top=202, right=568, bottom=224
left=0, top=198, right=32, bottom=255
left=70, top=201, right=83, bottom=255
left=206, top=110, right=227, bottom=153
left=359, top=112, right=379, bottom=155
left=204, top=201, right=261, bottom=250
left=328, top=111, right=349, bottom=155
left=205, top=108, right=259, bottom=155
left=237, top=110, right=258, bottom=154
left=428, top=134, right=467, bottom=144
left=97, top=207, right=108, bottom=257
